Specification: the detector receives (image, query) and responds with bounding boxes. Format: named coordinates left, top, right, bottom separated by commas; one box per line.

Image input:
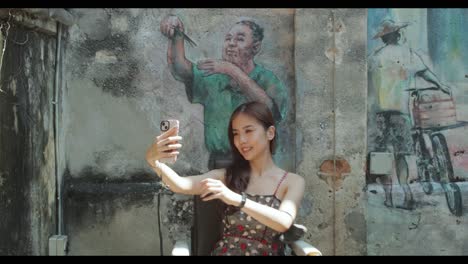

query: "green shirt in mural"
left=186, top=62, right=288, bottom=155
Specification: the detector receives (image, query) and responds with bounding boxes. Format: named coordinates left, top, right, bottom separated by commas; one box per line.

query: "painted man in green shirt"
left=160, top=15, right=288, bottom=169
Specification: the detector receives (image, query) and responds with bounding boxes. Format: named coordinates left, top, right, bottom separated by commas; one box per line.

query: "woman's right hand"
left=160, top=15, right=184, bottom=39
left=145, top=126, right=183, bottom=168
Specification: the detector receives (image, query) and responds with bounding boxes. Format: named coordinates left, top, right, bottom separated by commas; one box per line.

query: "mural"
left=367, top=9, right=468, bottom=216
left=159, top=15, right=288, bottom=170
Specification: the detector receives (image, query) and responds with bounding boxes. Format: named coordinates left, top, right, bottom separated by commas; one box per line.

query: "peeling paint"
left=325, top=12, right=346, bottom=65
left=165, top=195, right=193, bottom=242
left=299, top=195, right=313, bottom=217
left=74, top=32, right=142, bottom=98
left=318, top=159, right=351, bottom=190
left=318, top=222, right=329, bottom=230
left=41, top=136, right=56, bottom=219
left=319, top=121, right=328, bottom=130
left=344, top=211, right=366, bottom=243
left=110, top=16, right=129, bottom=32
left=64, top=174, right=163, bottom=222
left=40, top=39, right=44, bottom=72
left=0, top=172, right=5, bottom=188
left=95, top=50, right=117, bottom=64
left=9, top=79, right=16, bottom=96
left=12, top=104, right=18, bottom=134
left=0, top=21, right=56, bottom=255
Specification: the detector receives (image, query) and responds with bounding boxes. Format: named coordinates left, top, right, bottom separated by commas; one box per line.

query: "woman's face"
left=231, top=113, right=272, bottom=161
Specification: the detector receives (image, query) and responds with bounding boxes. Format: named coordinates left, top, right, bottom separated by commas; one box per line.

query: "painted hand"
left=439, top=84, right=452, bottom=96
left=199, top=178, right=240, bottom=206
left=160, top=15, right=184, bottom=39
left=145, top=126, right=183, bottom=167
left=197, top=59, right=235, bottom=76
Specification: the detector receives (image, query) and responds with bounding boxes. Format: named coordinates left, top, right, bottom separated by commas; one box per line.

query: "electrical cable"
left=157, top=190, right=164, bottom=256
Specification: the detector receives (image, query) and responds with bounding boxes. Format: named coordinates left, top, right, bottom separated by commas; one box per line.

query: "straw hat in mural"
left=373, top=19, right=409, bottom=39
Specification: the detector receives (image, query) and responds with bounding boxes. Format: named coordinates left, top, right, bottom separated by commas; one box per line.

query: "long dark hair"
left=225, top=101, right=276, bottom=194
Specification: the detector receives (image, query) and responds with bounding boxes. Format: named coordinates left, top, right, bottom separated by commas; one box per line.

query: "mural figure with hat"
left=368, top=19, right=452, bottom=210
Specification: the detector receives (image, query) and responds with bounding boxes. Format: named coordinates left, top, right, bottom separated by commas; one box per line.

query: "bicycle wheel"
left=432, top=134, right=462, bottom=216
left=431, top=134, right=455, bottom=183
left=441, top=182, right=462, bottom=216
left=414, top=137, right=433, bottom=194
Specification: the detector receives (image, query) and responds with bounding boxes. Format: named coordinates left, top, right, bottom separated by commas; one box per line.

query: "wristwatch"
left=238, top=192, right=247, bottom=208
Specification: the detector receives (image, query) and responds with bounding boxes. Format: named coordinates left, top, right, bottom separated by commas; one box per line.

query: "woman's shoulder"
left=285, top=171, right=305, bottom=185
left=278, top=171, right=305, bottom=198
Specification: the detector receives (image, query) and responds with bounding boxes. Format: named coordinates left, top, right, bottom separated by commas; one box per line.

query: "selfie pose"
left=145, top=102, right=304, bottom=256
left=160, top=15, right=288, bottom=169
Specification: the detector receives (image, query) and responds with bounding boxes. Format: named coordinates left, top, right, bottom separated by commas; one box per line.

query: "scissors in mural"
left=173, top=27, right=197, bottom=47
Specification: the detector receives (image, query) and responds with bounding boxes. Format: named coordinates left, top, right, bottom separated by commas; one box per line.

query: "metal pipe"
left=53, top=22, right=63, bottom=235
left=330, top=10, right=337, bottom=256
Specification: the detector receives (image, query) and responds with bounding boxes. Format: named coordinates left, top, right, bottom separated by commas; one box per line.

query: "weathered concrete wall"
left=366, top=9, right=468, bottom=255
left=62, top=9, right=184, bottom=255
left=0, top=19, right=57, bottom=255
left=295, top=9, right=367, bottom=256
left=331, top=9, right=367, bottom=255
left=295, top=9, right=335, bottom=255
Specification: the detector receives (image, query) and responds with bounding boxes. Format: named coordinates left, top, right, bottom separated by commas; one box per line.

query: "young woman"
left=145, top=101, right=305, bottom=256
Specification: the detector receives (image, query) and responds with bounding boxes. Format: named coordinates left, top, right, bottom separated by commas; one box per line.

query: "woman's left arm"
left=200, top=175, right=305, bottom=233
left=242, top=175, right=305, bottom=233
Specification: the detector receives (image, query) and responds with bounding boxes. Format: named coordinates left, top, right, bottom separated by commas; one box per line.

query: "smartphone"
left=159, top=119, right=179, bottom=164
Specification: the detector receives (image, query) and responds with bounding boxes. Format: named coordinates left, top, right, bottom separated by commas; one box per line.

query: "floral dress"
left=211, top=172, right=289, bottom=256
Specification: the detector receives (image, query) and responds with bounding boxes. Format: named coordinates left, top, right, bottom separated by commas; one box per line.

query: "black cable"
left=157, top=191, right=164, bottom=256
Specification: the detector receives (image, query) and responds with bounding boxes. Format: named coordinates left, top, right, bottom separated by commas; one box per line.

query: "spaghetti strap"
left=273, top=171, right=289, bottom=197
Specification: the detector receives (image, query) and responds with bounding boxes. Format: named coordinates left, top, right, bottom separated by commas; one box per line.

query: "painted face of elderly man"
left=221, top=21, right=262, bottom=71
left=195, top=20, right=263, bottom=78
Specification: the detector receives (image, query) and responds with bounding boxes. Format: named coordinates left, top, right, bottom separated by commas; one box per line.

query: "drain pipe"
left=49, top=21, right=68, bottom=256
left=54, top=21, right=63, bottom=236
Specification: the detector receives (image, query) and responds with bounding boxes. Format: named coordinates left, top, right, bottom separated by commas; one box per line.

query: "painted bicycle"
left=407, top=87, right=466, bottom=216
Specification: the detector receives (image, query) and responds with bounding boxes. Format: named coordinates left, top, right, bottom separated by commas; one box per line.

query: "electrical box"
left=49, top=235, right=68, bottom=256
left=369, top=152, right=393, bottom=175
